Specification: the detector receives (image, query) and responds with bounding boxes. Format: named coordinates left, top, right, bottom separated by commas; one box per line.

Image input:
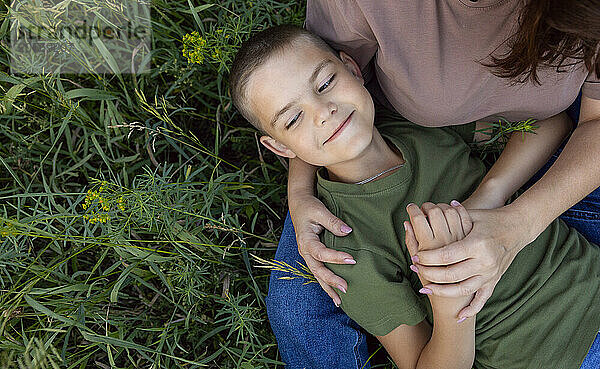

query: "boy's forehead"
left=256, top=41, right=335, bottom=83
left=247, top=44, right=337, bottom=127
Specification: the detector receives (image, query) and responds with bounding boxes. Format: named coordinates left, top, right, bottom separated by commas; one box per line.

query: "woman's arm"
left=466, top=112, right=573, bottom=209
left=413, top=96, right=600, bottom=319
left=511, top=95, right=600, bottom=232
left=377, top=202, right=476, bottom=369
left=287, top=156, right=357, bottom=306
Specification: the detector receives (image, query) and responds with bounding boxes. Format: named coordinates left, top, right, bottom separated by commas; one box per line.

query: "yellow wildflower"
left=182, top=31, right=207, bottom=65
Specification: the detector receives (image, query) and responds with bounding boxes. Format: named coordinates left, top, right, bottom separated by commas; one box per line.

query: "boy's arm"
left=466, top=112, right=573, bottom=209
left=377, top=202, right=476, bottom=369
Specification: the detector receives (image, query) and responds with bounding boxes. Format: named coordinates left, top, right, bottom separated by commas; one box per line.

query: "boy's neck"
left=325, top=128, right=405, bottom=184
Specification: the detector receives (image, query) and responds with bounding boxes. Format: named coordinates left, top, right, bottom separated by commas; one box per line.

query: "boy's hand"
left=289, top=193, right=357, bottom=307
left=405, top=202, right=472, bottom=252
left=405, top=202, right=474, bottom=287
left=406, top=202, right=477, bottom=321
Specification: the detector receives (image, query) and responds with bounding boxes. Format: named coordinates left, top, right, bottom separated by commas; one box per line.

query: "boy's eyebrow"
left=270, top=58, right=333, bottom=129
left=309, top=59, right=333, bottom=85
left=270, top=101, right=295, bottom=129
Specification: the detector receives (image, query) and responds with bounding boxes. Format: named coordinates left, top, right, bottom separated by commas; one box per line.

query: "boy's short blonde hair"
left=229, top=24, right=337, bottom=134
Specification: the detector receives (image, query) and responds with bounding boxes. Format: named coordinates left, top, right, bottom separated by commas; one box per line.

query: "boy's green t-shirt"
left=316, top=119, right=600, bottom=369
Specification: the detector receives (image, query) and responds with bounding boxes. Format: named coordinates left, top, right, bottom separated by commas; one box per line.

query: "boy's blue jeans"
left=265, top=92, right=600, bottom=368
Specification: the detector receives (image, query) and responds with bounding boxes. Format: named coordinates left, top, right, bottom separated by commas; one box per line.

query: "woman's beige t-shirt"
left=305, top=0, right=600, bottom=127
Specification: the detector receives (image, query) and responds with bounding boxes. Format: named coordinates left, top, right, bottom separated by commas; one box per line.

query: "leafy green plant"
left=0, top=1, right=303, bottom=367
left=471, top=117, right=538, bottom=166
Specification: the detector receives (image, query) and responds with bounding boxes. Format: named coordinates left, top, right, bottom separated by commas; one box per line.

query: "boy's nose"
left=316, top=101, right=338, bottom=126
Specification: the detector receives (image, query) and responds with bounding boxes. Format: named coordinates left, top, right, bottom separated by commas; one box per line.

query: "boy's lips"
left=324, top=111, right=354, bottom=144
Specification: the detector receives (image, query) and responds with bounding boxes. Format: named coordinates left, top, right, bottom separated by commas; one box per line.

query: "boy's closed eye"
left=318, top=74, right=335, bottom=93
left=286, top=74, right=337, bottom=129
left=286, top=112, right=301, bottom=129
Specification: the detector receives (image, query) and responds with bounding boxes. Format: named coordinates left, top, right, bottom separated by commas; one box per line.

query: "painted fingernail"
left=403, top=222, right=408, bottom=231
left=410, top=265, right=418, bottom=273
left=419, top=287, right=432, bottom=295
left=411, top=255, right=419, bottom=263
left=338, top=285, right=347, bottom=294
left=344, top=258, right=356, bottom=264
left=457, top=317, right=467, bottom=323
left=406, top=203, right=415, bottom=209
left=334, top=300, right=340, bottom=308
left=451, top=200, right=461, bottom=207
left=341, top=225, right=353, bottom=233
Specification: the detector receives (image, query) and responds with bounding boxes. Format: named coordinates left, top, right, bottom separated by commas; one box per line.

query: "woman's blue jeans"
left=265, top=92, right=600, bottom=368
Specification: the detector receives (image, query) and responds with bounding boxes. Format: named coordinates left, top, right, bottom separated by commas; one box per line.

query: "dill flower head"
left=81, top=182, right=121, bottom=225
left=182, top=31, right=207, bottom=64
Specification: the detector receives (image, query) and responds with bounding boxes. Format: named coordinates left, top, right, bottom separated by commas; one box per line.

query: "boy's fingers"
left=420, top=202, right=451, bottom=242
left=406, top=203, right=434, bottom=241
left=451, top=200, right=473, bottom=235
left=438, top=204, right=464, bottom=240
left=404, top=221, right=419, bottom=256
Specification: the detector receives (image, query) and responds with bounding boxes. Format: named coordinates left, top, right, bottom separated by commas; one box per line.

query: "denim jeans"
left=266, top=211, right=371, bottom=369
left=581, top=333, right=600, bottom=369
left=266, top=92, right=600, bottom=368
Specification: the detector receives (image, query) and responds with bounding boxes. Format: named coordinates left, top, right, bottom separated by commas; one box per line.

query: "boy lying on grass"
left=229, top=24, right=600, bottom=369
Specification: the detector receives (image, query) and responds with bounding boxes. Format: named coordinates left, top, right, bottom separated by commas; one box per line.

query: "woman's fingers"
left=415, top=258, right=480, bottom=283
left=297, top=230, right=356, bottom=265
left=300, top=239, right=356, bottom=265
left=457, top=284, right=495, bottom=319
left=304, top=254, right=347, bottom=307
left=414, top=238, right=471, bottom=266
left=313, top=202, right=354, bottom=237
left=289, top=195, right=356, bottom=303
left=450, top=200, right=473, bottom=235
left=303, top=252, right=349, bottom=294
left=421, top=275, right=486, bottom=297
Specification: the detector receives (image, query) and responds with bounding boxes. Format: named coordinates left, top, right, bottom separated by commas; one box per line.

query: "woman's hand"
left=409, top=202, right=538, bottom=321
left=289, top=192, right=357, bottom=307
left=405, top=201, right=476, bottom=320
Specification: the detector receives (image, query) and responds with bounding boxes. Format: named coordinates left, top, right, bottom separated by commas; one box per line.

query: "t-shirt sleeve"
left=305, top=0, right=378, bottom=71
left=447, top=121, right=477, bottom=144
left=582, top=69, right=600, bottom=100
left=327, top=248, right=429, bottom=337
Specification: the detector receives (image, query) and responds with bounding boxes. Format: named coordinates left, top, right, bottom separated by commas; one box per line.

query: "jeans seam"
left=561, top=209, right=600, bottom=221
left=350, top=316, right=364, bottom=369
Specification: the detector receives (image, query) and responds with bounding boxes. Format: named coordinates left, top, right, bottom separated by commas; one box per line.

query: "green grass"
left=0, top=1, right=535, bottom=367
left=0, top=1, right=304, bottom=367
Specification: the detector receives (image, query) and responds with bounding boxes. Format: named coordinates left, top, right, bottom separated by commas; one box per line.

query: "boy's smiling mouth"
left=324, top=111, right=354, bottom=144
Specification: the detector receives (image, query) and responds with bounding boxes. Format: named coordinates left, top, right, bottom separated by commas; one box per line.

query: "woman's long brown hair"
left=486, top=0, right=600, bottom=84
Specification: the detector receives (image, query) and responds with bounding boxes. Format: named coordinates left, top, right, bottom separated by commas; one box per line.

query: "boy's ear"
left=259, top=136, right=297, bottom=159
left=339, top=51, right=364, bottom=83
